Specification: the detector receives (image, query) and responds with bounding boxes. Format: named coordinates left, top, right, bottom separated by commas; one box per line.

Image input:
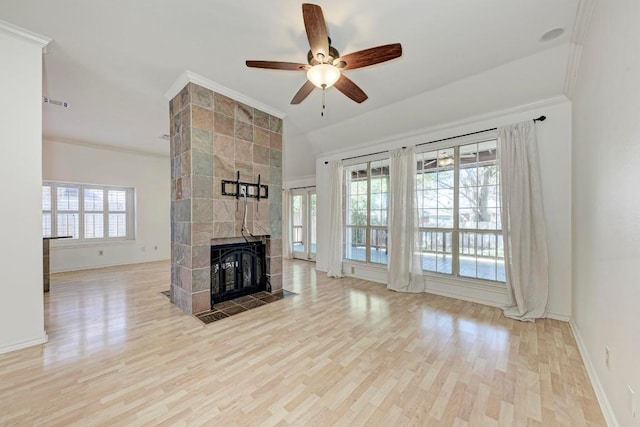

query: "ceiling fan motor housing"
left=307, top=39, right=340, bottom=65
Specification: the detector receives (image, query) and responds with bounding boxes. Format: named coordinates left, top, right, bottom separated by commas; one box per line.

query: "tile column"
left=169, top=82, right=283, bottom=314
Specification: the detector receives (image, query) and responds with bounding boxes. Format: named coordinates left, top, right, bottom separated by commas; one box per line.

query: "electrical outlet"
left=141, top=246, right=146, bottom=252
left=154, top=245, right=158, bottom=251
left=350, top=266, right=355, bottom=274
left=629, top=385, right=636, bottom=419
left=605, top=346, right=610, bottom=369
left=98, top=250, right=104, bottom=256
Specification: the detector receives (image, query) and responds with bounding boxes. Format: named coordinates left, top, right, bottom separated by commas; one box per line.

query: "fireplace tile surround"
left=169, top=82, right=283, bottom=314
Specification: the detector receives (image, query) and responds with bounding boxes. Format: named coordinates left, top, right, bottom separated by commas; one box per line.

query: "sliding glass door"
left=291, top=188, right=316, bottom=261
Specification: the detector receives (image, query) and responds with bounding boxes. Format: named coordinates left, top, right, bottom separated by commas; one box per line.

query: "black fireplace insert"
left=210, top=241, right=266, bottom=307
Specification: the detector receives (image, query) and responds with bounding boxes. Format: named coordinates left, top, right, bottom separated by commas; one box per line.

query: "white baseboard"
left=423, top=286, right=504, bottom=308
left=570, top=319, right=619, bottom=427
left=0, top=332, right=48, bottom=355
left=340, top=261, right=510, bottom=308
left=546, top=312, right=571, bottom=322
left=51, top=257, right=170, bottom=273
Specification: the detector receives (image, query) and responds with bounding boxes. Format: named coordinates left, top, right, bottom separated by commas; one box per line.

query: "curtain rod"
left=324, top=115, right=546, bottom=164
left=340, top=150, right=388, bottom=162
left=285, top=185, right=316, bottom=190
left=416, top=115, right=546, bottom=148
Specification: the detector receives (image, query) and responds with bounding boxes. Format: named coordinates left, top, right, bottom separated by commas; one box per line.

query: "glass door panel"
left=309, top=193, right=317, bottom=259
left=292, top=194, right=305, bottom=257
left=290, top=188, right=316, bottom=261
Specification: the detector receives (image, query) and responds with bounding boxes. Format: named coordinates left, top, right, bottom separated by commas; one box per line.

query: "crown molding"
left=0, top=19, right=50, bottom=47
left=314, top=96, right=568, bottom=159
left=44, top=137, right=169, bottom=159
left=571, top=0, right=596, bottom=44
left=564, top=43, right=583, bottom=100
left=564, top=0, right=596, bottom=99
left=164, top=70, right=286, bottom=119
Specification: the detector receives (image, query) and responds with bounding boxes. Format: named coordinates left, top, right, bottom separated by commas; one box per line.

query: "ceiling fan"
left=245, top=3, right=402, bottom=107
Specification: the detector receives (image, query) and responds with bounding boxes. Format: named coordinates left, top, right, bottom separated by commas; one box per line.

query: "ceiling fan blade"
left=334, top=74, right=368, bottom=103
left=246, top=61, right=310, bottom=71
left=334, top=43, right=402, bottom=70
left=302, top=3, right=329, bottom=61
left=291, top=80, right=316, bottom=104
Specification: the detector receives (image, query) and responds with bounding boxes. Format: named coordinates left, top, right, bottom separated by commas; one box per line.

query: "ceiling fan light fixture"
left=307, top=63, right=341, bottom=88
left=437, top=155, right=454, bottom=167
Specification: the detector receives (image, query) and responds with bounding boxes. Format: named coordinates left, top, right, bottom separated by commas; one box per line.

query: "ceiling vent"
left=42, top=97, right=70, bottom=108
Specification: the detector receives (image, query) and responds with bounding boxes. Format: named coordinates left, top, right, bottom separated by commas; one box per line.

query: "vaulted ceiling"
left=1, top=1, right=580, bottom=179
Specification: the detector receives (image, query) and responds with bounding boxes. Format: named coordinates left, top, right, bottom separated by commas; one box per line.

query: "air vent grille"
left=42, top=97, right=70, bottom=108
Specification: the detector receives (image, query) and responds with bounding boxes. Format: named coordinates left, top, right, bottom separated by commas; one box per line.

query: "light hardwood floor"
left=0, top=260, right=605, bottom=426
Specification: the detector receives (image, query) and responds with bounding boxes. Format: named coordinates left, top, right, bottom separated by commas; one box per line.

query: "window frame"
left=343, top=158, right=390, bottom=265
left=290, top=187, right=317, bottom=261
left=416, top=131, right=505, bottom=285
left=43, top=181, right=136, bottom=244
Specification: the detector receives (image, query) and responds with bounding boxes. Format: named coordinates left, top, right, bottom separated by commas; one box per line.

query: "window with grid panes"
left=108, top=190, right=128, bottom=237
left=343, top=159, right=389, bottom=264
left=42, top=185, right=52, bottom=237
left=42, top=181, right=135, bottom=242
left=84, top=188, right=104, bottom=238
left=416, top=139, right=505, bottom=283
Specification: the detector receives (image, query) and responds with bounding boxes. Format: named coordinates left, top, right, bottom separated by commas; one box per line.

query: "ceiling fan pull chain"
left=321, top=84, right=326, bottom=117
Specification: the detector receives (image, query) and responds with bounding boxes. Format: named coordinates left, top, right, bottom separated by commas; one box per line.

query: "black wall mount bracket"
left=222, top=171, right=268, bottom=201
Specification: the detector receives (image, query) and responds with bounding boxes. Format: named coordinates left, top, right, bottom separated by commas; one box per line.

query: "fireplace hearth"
left=210, top=241, right=266, bottom=307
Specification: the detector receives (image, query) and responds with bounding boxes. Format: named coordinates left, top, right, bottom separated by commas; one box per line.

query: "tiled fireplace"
left=169, top=82, right=283, bottom=314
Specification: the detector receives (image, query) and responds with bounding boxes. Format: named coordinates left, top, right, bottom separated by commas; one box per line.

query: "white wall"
left=43, top=141, right=170, bottom=272
left=307, top=44, right=571, bottom=156
left=571, top=2, right=640, bottom=426
left=0, top=24, right=49, bottom=354
left=282, top=124, right=316, bottom=182
left=283, top=175, right=315, bottom=190
left=316, top=99, right=572, bottom=319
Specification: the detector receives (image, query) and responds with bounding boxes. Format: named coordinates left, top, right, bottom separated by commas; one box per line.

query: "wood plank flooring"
left=0, top=260, right=605, bottom=426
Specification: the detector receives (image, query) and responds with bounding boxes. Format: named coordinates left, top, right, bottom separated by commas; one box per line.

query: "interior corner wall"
left=315, top=100, right=572, bottom=319
left=43, top=141, right=171, bottom=272
left=0, top=30, right=48, bottom=354
left=282, top=126, right=316, bottom=182
left=571, top=1, right=640, bottom=426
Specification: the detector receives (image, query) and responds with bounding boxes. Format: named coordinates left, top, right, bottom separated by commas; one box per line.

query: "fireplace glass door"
left=211, top=241, right=265, bottom=305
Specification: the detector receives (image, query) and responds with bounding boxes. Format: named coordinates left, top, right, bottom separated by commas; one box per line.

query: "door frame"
left=290, top=188, right=316, bottom=261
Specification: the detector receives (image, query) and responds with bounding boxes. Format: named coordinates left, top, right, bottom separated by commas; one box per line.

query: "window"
left=42, top=181, right=135, bottom=242
left=343, top=159, right=389, bottom=264
left=42, top=185, right=52, bottom=237
left=416, top=139, right=504, bottom=283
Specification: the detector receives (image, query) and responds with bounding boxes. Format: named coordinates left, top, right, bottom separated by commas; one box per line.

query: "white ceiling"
left=1, top=0, right=579, bottom=178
